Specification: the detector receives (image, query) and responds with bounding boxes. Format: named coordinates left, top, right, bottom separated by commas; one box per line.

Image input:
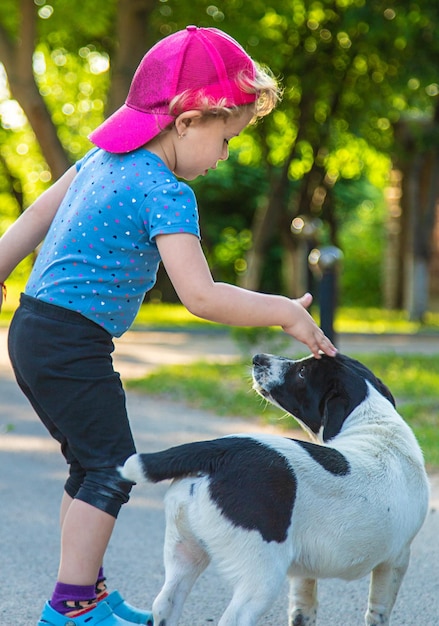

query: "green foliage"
left=210, top=227, right=253, bottom=282
left=191, top=153, right=267, bottom=234
left=191, top=152, right=269, bottom=282
left=1, top=0, right=439, bottom=307
left=0, top=0, right=113, bottom=209
left=33, top=41, right=109, bottom=160
left=0, top=125, right=51, bottom=208
left=337, top=181, right=387, bottom=307
left=0, top=0, right=116, bottom=42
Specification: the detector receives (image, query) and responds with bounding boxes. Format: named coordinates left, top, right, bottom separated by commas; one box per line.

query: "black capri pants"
left=8, top=294, right=136, bottom=518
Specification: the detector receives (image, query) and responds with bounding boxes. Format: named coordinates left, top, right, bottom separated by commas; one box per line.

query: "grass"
left=127, top=353, right=439, bottom=471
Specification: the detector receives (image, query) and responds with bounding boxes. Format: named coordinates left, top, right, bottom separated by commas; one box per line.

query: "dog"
left=121, top=353, right=429, bottom=626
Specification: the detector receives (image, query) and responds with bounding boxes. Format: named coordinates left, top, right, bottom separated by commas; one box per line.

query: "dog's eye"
left=298, top=367, right=305, bottom=380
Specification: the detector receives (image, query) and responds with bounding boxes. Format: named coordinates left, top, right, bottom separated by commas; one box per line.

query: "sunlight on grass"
left=334, top=307, right=439, bottom=334
left=135, top=303, right=439, bottom=334
left=135, top=303, right=219, bottom=329
left=136, top=304, right=439, bottom=334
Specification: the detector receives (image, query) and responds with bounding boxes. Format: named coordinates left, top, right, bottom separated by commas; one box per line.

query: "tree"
left=392, top=104, right=439, bottom=320
left=0, top=0, right=438, bottom=315
left=0, top=0, right=70, bottom=178
left=221, top=1, right=439, bottom=312
left=0, top=0, right=161, bottom=176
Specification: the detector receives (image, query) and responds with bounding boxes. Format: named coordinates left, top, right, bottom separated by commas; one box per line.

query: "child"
left=0, top=26, right=336, bottom=626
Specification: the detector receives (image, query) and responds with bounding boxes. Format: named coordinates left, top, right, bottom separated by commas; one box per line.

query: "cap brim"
left=89, top=104, right=175, bottom=153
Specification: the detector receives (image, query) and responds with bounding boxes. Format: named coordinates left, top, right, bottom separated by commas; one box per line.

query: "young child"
left=0, top=26, right=336, bottom=626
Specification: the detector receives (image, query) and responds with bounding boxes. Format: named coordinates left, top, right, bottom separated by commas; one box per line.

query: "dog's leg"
left=215, top=560, right=286, bottom=626
left=152, top=536, right=209, bottom=626
left=217, top=580, right=282, bottom=626
left=288, top=577, right=318, bottom=626
left=365, top=547, right=411, bottom=626
left=152, top=505, right=210, bottom=626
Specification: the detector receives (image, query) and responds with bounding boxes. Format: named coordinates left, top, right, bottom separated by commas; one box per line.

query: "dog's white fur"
left=121, top=353, right=429, bottom=626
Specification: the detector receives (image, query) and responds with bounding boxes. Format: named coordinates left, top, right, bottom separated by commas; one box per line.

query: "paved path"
left=0, top=326, right=438, bottom=625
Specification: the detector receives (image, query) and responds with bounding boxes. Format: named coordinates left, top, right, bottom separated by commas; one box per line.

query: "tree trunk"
left=383, top=169, right=403, bottom=309
left=107, top=0, right=157, bottom=113
left=405, top=147, right=439, bottom=320
left=0, top=0, right=70, bottom=179
left=239, top=165, right=290, bottom=292
left=393, top=108, right=439, bottom=320
left=0, top=0, right=159, bottom=180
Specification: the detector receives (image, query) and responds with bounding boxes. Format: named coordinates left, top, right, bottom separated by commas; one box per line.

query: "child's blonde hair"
left=169, top=63, right=282, bottom=123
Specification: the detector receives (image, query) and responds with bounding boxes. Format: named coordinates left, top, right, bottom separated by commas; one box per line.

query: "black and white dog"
left=121, top=353, right=430, bottom=626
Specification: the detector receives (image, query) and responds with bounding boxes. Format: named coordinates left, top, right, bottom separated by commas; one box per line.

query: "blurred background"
left=1, top=0, right=438, bottom=323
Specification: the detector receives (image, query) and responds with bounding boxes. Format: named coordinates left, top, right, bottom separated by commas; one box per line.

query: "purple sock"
left=50, top=582, right=97, bottom=616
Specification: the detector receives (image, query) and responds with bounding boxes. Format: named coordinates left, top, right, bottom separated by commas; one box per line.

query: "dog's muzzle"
left=252, top=353, right=287, bottom=398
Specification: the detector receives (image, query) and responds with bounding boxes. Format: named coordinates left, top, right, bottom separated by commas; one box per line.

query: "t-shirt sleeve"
left=75, top=147, right=101, bottom=172
left=146, top=180, right=200, bottom=241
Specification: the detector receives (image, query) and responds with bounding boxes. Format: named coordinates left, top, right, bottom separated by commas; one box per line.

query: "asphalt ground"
left=0, top=326, right=438, bottom=625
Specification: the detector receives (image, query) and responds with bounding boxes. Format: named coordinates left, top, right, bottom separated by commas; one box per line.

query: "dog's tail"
left=120, top=437, right=246, bottom=484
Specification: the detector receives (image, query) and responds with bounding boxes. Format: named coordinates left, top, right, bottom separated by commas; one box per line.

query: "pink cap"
left=89, top=26, right=257, bottom=153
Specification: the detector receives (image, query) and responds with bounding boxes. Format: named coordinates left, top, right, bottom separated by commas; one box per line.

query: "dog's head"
left=252, top=352, right=395, bottom=442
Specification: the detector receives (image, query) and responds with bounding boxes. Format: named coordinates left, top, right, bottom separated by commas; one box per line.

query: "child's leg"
left=9, top=298, right=151, bottom=622
left=53, top=493, right=153, bottom=624
left=59, top=499, right=115, bottom=586
left=49, top=499, right=115, bottom=617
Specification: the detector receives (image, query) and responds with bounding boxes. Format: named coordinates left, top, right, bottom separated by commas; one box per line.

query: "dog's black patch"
left=136, top=437, right=297, bottom=543
left=294, top=440, right=350, bottom=476
left=207, top=437, right=297, bottom=543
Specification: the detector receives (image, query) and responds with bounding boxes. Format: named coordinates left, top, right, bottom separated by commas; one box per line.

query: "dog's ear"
left=322, top=392, right=350, bottom=441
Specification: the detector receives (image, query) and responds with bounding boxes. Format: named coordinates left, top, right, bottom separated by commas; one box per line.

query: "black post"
left=308, top=246, right=343, bottom=348
left=319, top=267, right=337, bottom=344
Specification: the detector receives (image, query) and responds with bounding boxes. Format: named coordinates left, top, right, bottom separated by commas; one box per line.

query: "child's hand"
left=281, top=293, right=337, bottom=358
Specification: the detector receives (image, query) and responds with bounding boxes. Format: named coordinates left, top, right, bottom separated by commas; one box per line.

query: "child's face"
left=174, top=108, right=254, bottom=181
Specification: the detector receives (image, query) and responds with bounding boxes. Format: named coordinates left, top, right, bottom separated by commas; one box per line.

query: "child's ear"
left=175, top=110, right=201, bottom=134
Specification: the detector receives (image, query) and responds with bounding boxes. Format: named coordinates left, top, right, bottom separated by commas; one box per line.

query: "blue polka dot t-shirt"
left=25, top=147, right=200, bottom=336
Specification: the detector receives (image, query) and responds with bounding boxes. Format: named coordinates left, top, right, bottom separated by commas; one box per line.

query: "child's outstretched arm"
left=157, top=233, right=337, bottom=358
left=0, top=166, right=77, bottom=311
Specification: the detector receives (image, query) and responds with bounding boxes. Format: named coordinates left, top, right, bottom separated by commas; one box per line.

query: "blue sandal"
left=38, top=600, right=133, bottom=625
left=105, top=591, right=153, bottom=625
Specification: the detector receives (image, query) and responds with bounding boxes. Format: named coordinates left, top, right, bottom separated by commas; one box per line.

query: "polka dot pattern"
left=26, top=147, right=200, bottom=336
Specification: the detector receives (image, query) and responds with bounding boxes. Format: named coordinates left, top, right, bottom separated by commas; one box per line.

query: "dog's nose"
left=252, top=353, right=271, bottom=367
